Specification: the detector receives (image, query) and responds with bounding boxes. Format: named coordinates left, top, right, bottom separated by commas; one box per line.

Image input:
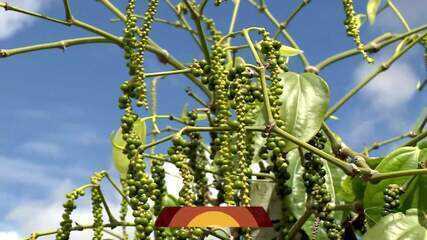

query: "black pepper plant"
left=1, top=0, right=427, bottom=240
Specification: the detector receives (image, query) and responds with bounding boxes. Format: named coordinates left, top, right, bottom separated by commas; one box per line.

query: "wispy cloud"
left=0, top=155, right=90, bottom=187
left=19, top=141, right=62, bottom=157
left=0, top=0, right=52, bottom=40
left=0, top=231, right=20, bottom=240
left=354, top=60, right=418, bottom=110
left=4, top=180, right=127, bottom=240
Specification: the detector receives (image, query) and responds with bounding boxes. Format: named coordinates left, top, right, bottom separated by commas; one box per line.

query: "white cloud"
left=354, top=60, right=418, bottom=110
left=0, top=155, right=89, bottom=187
left=5, top=180, right=128, bottom=240
left=0, top=231, right=20, bottom=240
left=0, top=0, right=52, bottom=40
left=19, top=141, right=62, bottom=157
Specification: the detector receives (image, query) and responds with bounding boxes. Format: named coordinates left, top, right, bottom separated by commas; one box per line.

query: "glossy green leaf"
left=418, top=174, right=427, bottom=227
left=278, top=72, right=330, bottom=152
left=111, top=119, right=147, bottom=176
left=364, top=209, right=427, bottom=240
left=367, top=0, right=382, bottom=25
left=279, top=45, right=303, bottom=57
left=162, top=194, right=179, bottom=207
left=363, top=147, right=427, bottom=223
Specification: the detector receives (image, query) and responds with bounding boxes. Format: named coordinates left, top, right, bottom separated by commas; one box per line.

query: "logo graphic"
left=155, top=207, right=272, bottom=228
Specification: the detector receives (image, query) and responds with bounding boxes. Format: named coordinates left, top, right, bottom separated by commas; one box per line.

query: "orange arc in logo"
left=155, top=207, right=273, bottom=228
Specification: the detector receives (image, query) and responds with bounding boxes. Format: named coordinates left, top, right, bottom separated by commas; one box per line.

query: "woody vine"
left=1, top=0, right=427, bottom=240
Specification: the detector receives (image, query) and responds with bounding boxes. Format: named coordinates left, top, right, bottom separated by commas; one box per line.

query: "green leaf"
left=111, top=119, right=147, bottom=176
left=279, top=45, right=303, bottom=57
left=180, top=103, right=189, bottom=121
left=277, top=72, right=330, bottom=152
left=367, top=0, right=382, bottom=25
left=364, top=209, right=427, bottom=240
left=418, top=175, right=427, bottom=227
left=162, top=194, right=179, bottom=207
left=363, top=147, right=427, bottom=223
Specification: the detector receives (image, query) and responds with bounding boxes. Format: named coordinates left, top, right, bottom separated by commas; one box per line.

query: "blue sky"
left=0, top=0, right=426, bottom=239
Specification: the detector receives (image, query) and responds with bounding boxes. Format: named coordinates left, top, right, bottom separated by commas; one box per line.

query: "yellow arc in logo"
left=187, top=211, right=240, bottom=227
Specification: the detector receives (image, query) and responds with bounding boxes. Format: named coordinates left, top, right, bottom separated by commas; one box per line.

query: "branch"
left=370, top=168, right=427, bottom=182
left=272, top=0, right=311, bottom=39
left=273, top=126, right=373, bottom=176
left=144, top=68, right=192, bottom=78
left=0, top=2, right=70, bottom=25
left=25, top=222, right=134, bottom=240
left=364, top=131, right=414, bottom=154
left=315, top=24, right=427, bottom=70
left=0, top=37, right=113, bottom=58
left=96, top=0, right=126, bottom=21
left=325, top=33, right=426, bottom=118
left=247, top=0, right=310, bottom=67
left=288, top=205, right=312, bottom=239
left=62, top=0, right=72, bottom=21
left=399, top=130, right=427, bottom=147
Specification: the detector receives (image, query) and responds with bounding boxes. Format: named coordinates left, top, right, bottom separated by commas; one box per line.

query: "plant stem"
left=97, top=0, right=126, bottom=21
left=315, top=24, right=427, bottom=70
left=0, top=2, right=70, bottom=25
left=0, top=37, right=112, bottom=57
left=226, top=0, right=241, bottom=62
left=288, top=208, right=312, bottom=239
left=144, top=68, right=192, bottom=78
left=182, top=0, right=211, bottom=61
left=103, top=229, right=124, bottom=240
left=97, top=186, right=119, bottom=224
left=325, top=33, right=426, bottom=119
left=247, top=0, right=310, bottom=67
left=25, top=222, right=135, bottom=240
left=399, top=130, right=427, bottom=147
left=62, top=0, right=73, bottom=21
left=387, top=0, right=410, bottom=31
left=364, top=131, right=413, bottom=154
left=273, top=126, right=372, bottom=176
left=185, top=88, right=209, bottom=108
left=242, top=30, right=275, bottom=124
left=104, top=173, right=129, bottom=204
left=272, top=0, right=311, bottom=39
left=370, top=169, right=427, bottom=182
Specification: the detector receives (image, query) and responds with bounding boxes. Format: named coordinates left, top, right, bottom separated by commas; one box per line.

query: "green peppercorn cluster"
left=228, top=65, right=256, bottom=207
left=202, top=17, right=222, bottom=41
left=120, top=110, right=156, bottom=239
left=91, top=188, right=103, bottom=240
left=342, top=0, right=374, bottom=63
left=302, top=133, right=343, bottom=240
left=186, top=111, right=209, bottom=205
left=122, top=0, right=159, bottom=108
left=168, top=136, right=205, bottom=240
left=119, top=5, right=162, bottom=230
left=56, top=189, right=85, bottom=240
left=119, top=177, right=129, bottom=240
left=209, top=43, right=237, bottom=205
left=169, top=136, right=197, bottom=205
left=383, top=184, right=404, bottom=215
left=90, top=172, right=106, bottom=240
left=258, top=32, right=293, bottom=233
